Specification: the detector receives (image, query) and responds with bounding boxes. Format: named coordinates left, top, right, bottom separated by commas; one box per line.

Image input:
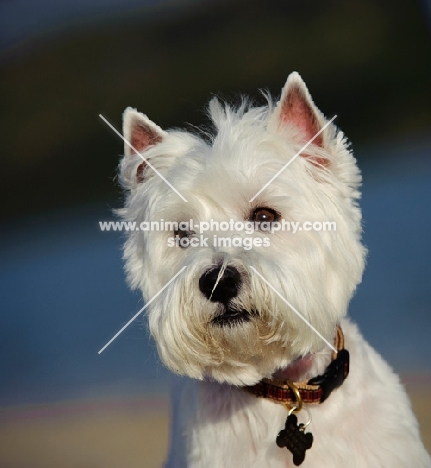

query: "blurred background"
left=1, top=0, right=430, bottom=466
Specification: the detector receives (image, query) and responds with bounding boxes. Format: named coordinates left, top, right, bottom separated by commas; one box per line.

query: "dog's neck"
left=272, top=354, right=315, bottom=382
left=243, top=326, right=349, bottom=405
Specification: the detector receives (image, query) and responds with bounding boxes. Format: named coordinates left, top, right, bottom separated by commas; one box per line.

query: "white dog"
left=118, top=73, right=430, bottom=467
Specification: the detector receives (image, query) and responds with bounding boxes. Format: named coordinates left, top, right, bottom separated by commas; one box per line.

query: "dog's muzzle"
left=199, top=266, right=253, bottom=327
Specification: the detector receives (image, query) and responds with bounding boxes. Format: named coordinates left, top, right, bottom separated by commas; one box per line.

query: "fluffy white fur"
left=118, top=72, right=430, bottom=466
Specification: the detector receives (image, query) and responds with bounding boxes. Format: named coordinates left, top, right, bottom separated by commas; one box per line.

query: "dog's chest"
left=185, top=380, right=315, bottom=467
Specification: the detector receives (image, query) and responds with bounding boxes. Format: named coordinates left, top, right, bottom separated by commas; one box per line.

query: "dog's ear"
left=269, top=72, right=329, bottom=167
left=122, top=107, right=167, bottom=184
left=123, top=107, right=165, bottom=157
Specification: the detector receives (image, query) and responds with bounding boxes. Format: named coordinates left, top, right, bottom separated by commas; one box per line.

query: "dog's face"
left=119, top=72, right=366, bottom=385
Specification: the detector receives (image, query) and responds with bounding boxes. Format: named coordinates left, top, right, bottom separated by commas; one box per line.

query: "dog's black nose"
left=199, top=266, right=241, bottom=303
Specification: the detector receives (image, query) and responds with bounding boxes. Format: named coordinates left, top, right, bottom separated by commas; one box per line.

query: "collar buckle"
left=307, top=349, right=349, bottom=402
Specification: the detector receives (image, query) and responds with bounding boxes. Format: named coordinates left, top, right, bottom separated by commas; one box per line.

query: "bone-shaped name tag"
left=276, top=412, right=313, bottom=466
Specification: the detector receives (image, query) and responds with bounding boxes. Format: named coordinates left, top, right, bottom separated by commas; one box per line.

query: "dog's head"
left=118, top=72, right=366, bottom=385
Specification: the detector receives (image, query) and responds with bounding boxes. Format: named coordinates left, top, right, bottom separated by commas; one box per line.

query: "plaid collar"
left=243, top=326, right=349, bottom=405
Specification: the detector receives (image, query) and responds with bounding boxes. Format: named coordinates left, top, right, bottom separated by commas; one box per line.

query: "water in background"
left=1, top=141, right=430, bottom=406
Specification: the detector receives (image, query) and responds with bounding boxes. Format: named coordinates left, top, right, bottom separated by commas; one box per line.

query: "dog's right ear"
left=123, top=107, right=165, bottom=157
left=122, top=107, right=166, bottom=184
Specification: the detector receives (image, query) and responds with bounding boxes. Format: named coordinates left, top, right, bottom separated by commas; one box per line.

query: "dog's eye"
left=174, top=229, right=189, bottom=240
left=174, top=229, right=195, bottom=248
left=250, top=207, right=279, bottom=223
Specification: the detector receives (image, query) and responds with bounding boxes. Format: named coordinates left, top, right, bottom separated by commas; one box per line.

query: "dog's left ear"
left=121, top=107, right=167, bottom=185
left=269, top=72, right=330, bottom=167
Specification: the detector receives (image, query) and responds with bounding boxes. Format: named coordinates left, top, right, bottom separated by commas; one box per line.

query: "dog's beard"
left=210, top=304, right=255, bottom=327
left=206, top=312, right=293, bottom=372
left=143, top=242, right=358, bottom=385
left=149, top=283, right=306, bottom=385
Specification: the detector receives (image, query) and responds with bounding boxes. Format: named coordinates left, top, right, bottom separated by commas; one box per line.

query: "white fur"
left=118, top=72, right=430, bottom=466
left=165, top=319, right=429, bottom=467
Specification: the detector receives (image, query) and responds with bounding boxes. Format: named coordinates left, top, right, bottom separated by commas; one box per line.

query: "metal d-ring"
left=288, top=405, right=312, bottom=430
left=283, top=380, right=303, bottom=413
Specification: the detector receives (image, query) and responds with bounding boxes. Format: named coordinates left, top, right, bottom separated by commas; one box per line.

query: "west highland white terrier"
left=117, top=72, right=430, bottom=467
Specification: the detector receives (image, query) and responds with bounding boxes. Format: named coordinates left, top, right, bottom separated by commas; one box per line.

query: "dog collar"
left=243, top=326, right=349, bottom=405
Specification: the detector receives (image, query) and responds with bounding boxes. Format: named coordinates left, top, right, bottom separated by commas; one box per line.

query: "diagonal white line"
left=249, top=116, right=337, bottom=203
left=99, top=114, right=188, bottom=203
left=98, top=266, right=187, bottom=354
left=250, top=266, right=337, bottom=353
